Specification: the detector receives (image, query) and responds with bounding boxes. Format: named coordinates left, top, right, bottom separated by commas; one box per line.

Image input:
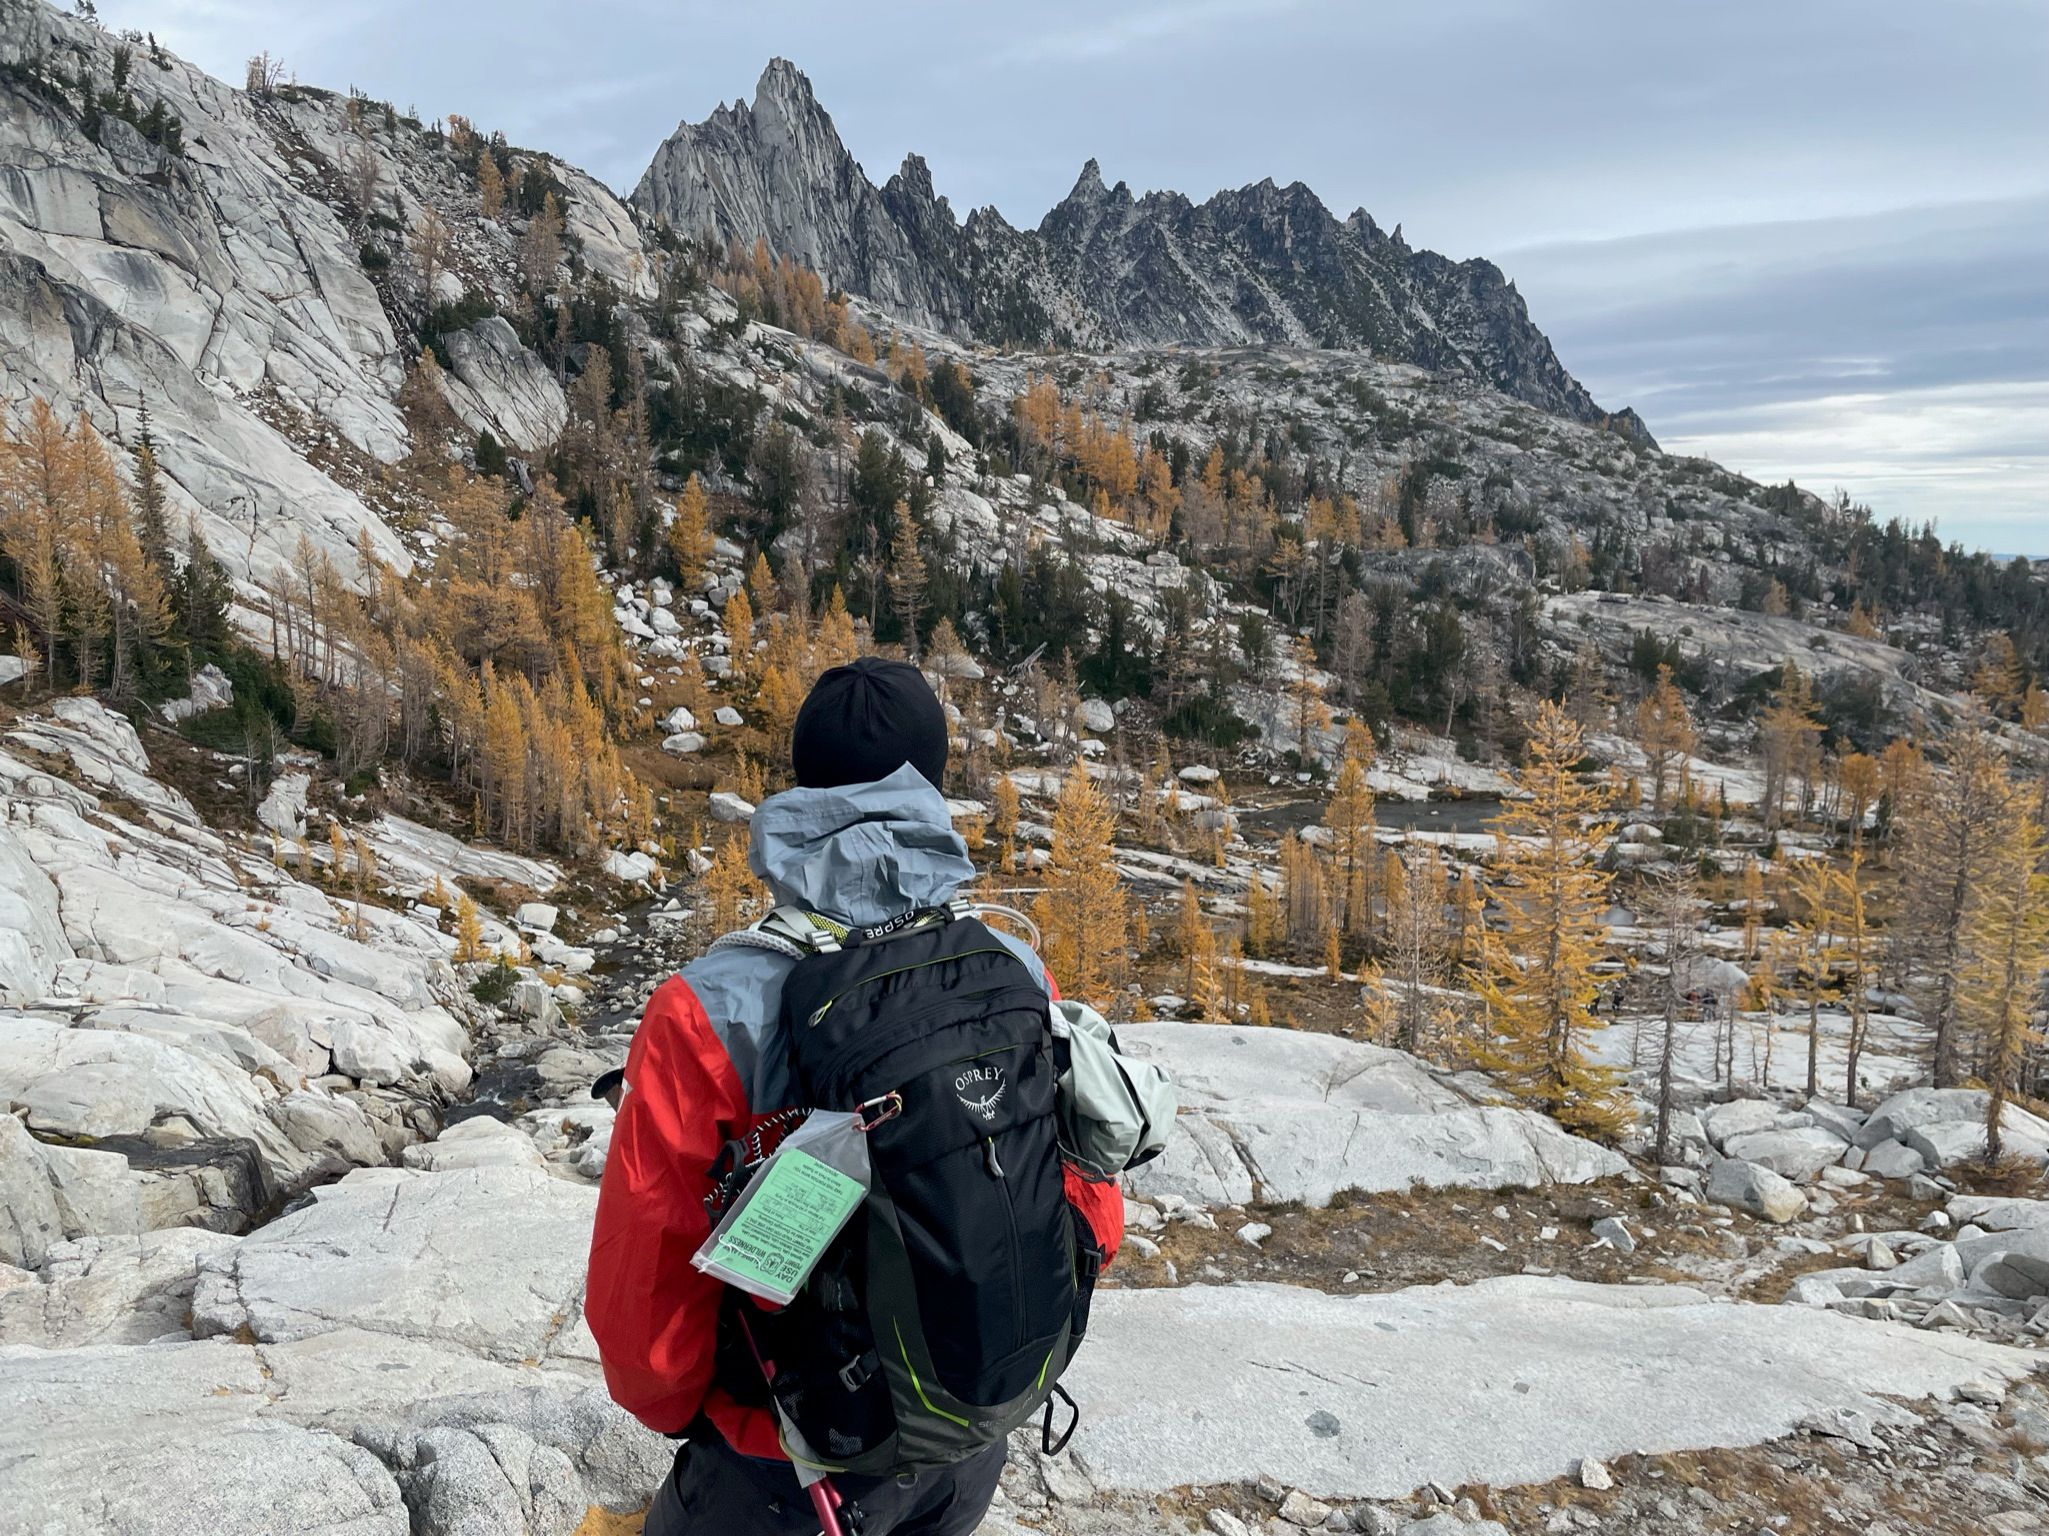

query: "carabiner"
left=853, top=1091, right=903, bottom=1133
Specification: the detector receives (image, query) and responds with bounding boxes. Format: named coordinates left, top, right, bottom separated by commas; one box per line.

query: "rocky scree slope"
left=633, top=59, right=1650, bottom=441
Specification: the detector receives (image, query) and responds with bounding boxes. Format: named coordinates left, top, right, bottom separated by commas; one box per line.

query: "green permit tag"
left=701, top=1146, right=866, bottom=1297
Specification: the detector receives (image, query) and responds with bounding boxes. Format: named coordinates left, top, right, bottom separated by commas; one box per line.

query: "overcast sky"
left=101, top=0, right=2049, bottom=551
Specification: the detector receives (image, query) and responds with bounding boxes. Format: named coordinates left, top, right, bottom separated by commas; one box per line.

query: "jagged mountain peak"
left=756, top=55, right=814, bottom=99
left=631, top=60, right=1650, bottom=441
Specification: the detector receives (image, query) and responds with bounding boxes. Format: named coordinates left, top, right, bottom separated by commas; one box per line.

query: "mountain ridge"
left=633, top=59, right=1653, bottom=445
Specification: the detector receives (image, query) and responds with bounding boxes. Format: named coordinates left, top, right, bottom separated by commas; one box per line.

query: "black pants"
left=644, top=1435, right=1007, bottom=1536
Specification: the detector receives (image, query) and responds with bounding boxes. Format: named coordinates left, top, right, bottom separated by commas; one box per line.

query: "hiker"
left=587, top=656, right=1171, bottom=1535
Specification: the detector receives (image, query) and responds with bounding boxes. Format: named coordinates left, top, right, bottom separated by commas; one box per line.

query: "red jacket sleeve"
left=1065, top=1165, right=1125, bottom=1264
left=585, top=976, right=747, bottom=1435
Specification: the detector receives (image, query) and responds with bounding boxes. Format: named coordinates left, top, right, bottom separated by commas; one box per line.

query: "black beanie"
left=791, top=656, right=948, bottom=790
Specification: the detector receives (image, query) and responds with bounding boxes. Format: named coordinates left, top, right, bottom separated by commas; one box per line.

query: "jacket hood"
left=747, top=764, right=974, bottom=926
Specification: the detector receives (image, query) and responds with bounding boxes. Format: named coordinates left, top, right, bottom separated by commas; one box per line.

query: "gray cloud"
left=94, top=0, right=2049, bottom=547
left=1504, top=198, right=2049, bottom=544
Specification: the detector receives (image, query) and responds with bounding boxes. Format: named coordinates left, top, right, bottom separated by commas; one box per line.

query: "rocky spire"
left=630, top=61, right=1647, bottom=437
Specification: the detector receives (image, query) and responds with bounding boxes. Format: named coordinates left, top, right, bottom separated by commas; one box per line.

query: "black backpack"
left=712, top=903, right=1103, bottom=1477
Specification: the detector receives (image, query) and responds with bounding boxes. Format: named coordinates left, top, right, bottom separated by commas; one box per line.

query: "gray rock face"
left=631, top=62, right=1648, bottom=442
left=0, top=1109, right=63, bottom=1267
left=436, top=317, right=568, bottom=454
left=0, top=1328, right=663, bottom=1536
left=1117, top=1023, right=1627, bottom=1208
left=1705, top=1158, right=1808, bottom=1223
left=1, top=1149, right=668, bottom=1536
left=1856, top=1087, right=2049, bottom=1152
left=1065, top=1277, right=2032, bottom=1500
left=192, top=1166, right=597, bottom=1363
left=0, top=1338, right=411, bottom=1535
left=0, top=1, right=640, bottom=596
left=0, top=1227, right=235, bottom=1347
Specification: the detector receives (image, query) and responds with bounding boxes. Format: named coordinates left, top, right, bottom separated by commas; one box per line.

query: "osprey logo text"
left=955, top=1064, right=1008, bottom=1121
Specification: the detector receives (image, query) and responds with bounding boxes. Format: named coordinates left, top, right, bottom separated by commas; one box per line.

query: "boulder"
left=15, top=1060, right=156, bottom=1139
left=158, top=663, right=235, bottom=725
left=1975, top=1252, right=2049, bottom=1303
left=658, top=706, right=698, bottom=735
left=603, top=849, right=657, bottom=885
left=255, top=770, right=311, bottom=838
left=513, top=902, right=559, bottom=935
left=1704, top=1098, right=1805, bottom=1147
left=1078, top=699, right=1117, bottom=734
left=1802, top=1100, right=1868, bottom=1141
left=1705, top=1158, right=1807, bottom=1223
left=709, top=792, right=756, bottom=824
left=1887, top=1242, right=1967, bottom=1293
left=1957, top=1230, right=2049, bottom=1297
left=713, top=706, right=745, bottom=728
left=1719, top=1126, right=1848, bottom=1182
left=399, top=1118, right=547, bottom=1174
left=1119, top=1023, right=1626, bottom=1209
left=1783, top=1274, right=1845, bottom=1308
left=1591, top=1216, right=1636, bottom=1255
left=661, top=731, right=707, bottom=756
left=1859, top=1139, right=1927, bottom=1180
left=273, top=1091, right=383, bottom=1169
left=508, top=978, right=564, bottom=1032
left=1906, top=1117, right=2049, bottom=1170
left=1856, top=1087, right=2049, bottom=1150
left=1949, top=1195, right=2049, bottom=1233
left=0, top=1227, right=238, bottom=1348
left=37, top=1141, right=144, bottom=1238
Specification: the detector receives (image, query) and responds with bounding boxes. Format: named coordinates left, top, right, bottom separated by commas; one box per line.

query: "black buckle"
left=1040, top=1383, right=1079, bottom=1456
left=836, top=1350, right=880, bottom=1393
left=702, top=1137, right=754, bottom=1222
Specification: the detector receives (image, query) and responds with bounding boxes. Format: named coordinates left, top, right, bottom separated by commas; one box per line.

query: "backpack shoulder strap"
left=707, top=904, right=848, bottom=960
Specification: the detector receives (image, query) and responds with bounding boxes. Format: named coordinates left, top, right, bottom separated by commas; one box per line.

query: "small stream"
left=448, top=896, right=670, bottom=1125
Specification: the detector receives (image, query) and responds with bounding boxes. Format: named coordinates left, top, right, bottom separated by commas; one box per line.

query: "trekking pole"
left=733, top=1308, right=858, bottom=1536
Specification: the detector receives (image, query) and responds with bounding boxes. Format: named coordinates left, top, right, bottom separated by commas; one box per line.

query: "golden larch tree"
left=1900, top=727, right=2014, bottom=1085
left=1324, top=721, right=1377, bottom=935
left=1963, top=800, right=2049, bottom=1162
left=1032, top=761, right=1129, bottom=1005
left=1634, top=664, right=1696, bottom=816
left=723, top=586, right=755, bottom=683
left=1474, top=701, right=1629, bottom=1139
left=886, top=499, right=927, bottom=660
left=668, top=475, right=712, bottom=589
left=1758, top=665, right=1824, bottom=828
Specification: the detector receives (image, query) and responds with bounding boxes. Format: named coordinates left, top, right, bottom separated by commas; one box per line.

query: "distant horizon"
left=92, top=0, right=2049, bottom=552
